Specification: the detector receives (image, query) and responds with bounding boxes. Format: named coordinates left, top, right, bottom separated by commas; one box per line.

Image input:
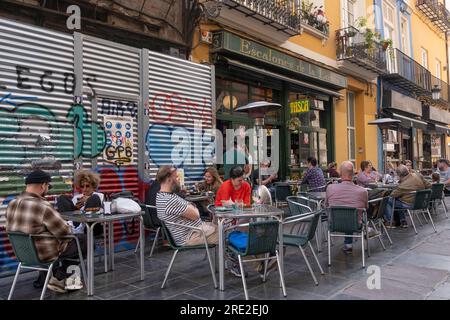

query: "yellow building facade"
left=191, top=0, right=449, bottom=178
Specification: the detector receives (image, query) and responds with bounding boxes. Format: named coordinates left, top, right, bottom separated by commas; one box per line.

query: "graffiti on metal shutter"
left=104, top=116, right=134, bottom=167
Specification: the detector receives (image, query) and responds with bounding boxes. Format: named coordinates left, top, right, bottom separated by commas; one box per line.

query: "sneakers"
left=383, top=221, right=397, bottom=229
left=47, top=276, right=67, bottom=293
left=229, top=264, right=247, bottom=278
left=342, top=244, right=353, bottom=254
left=65, top=275, right=83, bottom=291
left=400, top=221, right=408, bottom=229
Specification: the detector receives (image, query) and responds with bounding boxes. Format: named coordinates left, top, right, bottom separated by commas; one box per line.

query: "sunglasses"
left=80, top=184, right=92, bottom=188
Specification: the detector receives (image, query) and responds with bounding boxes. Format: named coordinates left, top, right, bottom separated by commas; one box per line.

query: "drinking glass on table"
left=235, top=199, right=244, bottom=213
left=252, top=189, right=261, bottom=212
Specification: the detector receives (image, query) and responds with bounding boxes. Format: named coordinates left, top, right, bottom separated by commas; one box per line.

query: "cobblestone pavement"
left=1, top=198, right=449, bottom=300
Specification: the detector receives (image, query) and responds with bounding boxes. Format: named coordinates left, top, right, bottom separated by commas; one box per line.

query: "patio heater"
left=368, top=118, right=401, bottom=175
left=235, top=101, right=282, bottom=187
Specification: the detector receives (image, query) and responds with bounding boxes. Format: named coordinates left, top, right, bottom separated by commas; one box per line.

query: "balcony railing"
left=218, top=0, right=302, bottom=36
left=385, top=48, right=432, bottom=94
left=431, top=75, right=450, bottom=104
left=416, top=0, right=450, bottom=32
left=335, top=27, right=387, bottom=74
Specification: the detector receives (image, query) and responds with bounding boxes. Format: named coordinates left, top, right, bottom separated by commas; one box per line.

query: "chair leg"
left=299, top=246, right=318, bottom=285
left=426, top=208, right=437, bottom=233
left=370, top=221, right=386, bottom=250
left=262, top=253, right=269, bottom=283
left=407, top=210, right=418, bottom=234
left=74, top=237, right=88, bottom=288
left=134, top=237, right=140, bottom=254
left=150, top=227, right=160, bottom=257
left=441, top=200, right=448, bottom=218
left=380, top=220, right=393, bottom=245
left=361, top=232, right=365, bottom=268
left=40, top=264, right=54, bottom=300
left=204, top=246, right=218, bottom=289
left=308, top=242, right=324, bottom=274
left=276, top=250, right=287, bottom=297
left=7, top=263, right=22, bottom=300
left=161, top=250, right=178, bottom=289
left=415, top=211, right=424, bottom=226
left=315, top=228, right=321, bottom=253
left=237, top=255, right=249, bottom=300
left=327, top=231, right=331, bottom=266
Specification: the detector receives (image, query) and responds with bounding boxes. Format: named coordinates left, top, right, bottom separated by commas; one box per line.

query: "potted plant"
left=380, top=38, right=393, bottom=51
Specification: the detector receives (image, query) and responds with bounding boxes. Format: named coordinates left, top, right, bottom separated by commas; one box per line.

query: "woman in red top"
left=215, top=166, right=251, bottom=207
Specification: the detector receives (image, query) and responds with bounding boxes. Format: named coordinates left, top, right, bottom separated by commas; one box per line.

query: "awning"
left=224, top=58, right=344, bottom=98
left=435, top=124, right=450, bottom=135
left=392, top=113, right=428, bottom=130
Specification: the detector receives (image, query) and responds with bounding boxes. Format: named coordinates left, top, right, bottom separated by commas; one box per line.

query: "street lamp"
left=432, top=85, right=441, bottom=101
left=235, top=101, right=282, bottom=187
left=368, top=117, right=401, bottom=175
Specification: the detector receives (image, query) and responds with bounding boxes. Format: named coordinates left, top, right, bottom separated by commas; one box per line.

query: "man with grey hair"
left=326, top=161, right=369, bottom=254
left=385, top=164, right=431, bottom=228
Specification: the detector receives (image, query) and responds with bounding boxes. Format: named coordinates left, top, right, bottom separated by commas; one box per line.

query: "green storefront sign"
left=212, top=30, right=347, bottom=89
left=290, top=99, right=310, bottom=113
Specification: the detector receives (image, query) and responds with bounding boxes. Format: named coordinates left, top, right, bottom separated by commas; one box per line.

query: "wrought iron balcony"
left=335, top=27, right=387, bottom=74
left=431, top=75, right=450, bottom=105
left=218, top=0, right=302, bottom=36
left=383, top=48, right=432, bottom=96
left=416, top=0, right=450, bottom=32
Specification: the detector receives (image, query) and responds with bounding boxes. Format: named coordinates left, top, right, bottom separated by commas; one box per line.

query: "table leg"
left=108, top=221, right=114, bottom=271
left=104, top=222, right=108, bottom=273
left=278, top=218, right=284, bottom=288
left=140, top=216, right=145, bottom=280
left=218, top=218, right=224, bottom=291
left=86, top=223, right=95, bottom=296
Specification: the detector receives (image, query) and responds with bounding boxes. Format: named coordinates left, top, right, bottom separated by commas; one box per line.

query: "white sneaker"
left=65, top=275, right=83, bottom=291
left=47, top=276, right=67, bottom=293
left=367, top=227, right=380, bottom=238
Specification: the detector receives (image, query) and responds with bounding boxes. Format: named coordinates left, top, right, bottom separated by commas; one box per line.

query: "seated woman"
left=197, top=167, right=223, bottom=194
left=327, top=162, right=340, bottom=178
left=195, top=167, right=223, bottom=219
left=56, top=171, right=103, bottom=233
left=356, top=160, right=381, bottom=187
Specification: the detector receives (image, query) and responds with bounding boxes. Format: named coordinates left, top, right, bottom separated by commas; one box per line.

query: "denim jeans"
left=385, top=197, right=412, bottom=223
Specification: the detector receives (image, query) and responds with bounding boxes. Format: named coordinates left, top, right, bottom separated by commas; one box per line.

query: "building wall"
left=410, top=0, right=448, bottom=81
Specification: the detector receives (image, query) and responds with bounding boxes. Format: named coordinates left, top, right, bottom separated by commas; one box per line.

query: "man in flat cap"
left=6, top=170, right=86, bottom=294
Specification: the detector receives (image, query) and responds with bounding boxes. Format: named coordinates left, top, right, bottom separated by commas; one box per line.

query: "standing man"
left=6, top=170, right=86, bottom=293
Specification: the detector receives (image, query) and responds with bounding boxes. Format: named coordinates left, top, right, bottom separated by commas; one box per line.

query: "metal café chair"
left=226, top=219, right=286, bottom=300
left=7, top=231, right=87, bottom=300
left=160, top=220, right=217, bottom=289
left=391, top=189, right=435, bottom=234
left=368, top=197, right=392, bottom=245
left=327, top=206, right=379, bottom=268
left=282, top=210, right=325, bottom=285
left=430, top=183, right=448, bottom=218
left=273, top=182, right=291, bottom=208
left=134, top=204, right=161, bottom=257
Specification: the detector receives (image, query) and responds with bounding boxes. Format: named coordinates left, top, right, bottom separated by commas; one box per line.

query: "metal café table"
left=60, top=211, right=145, bottom=296
left=212, top=205, right=284, bottom=291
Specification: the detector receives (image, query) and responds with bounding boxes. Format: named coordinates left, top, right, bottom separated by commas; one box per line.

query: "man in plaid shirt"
left=6, top=170, right=87, bottom=293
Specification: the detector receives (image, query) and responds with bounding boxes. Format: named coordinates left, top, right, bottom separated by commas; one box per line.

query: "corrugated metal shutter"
left=147, top=51, right=213, bottom=184
left=81, top=35, right=142, bottom=249
left=0, top=18, right=74, bottom=274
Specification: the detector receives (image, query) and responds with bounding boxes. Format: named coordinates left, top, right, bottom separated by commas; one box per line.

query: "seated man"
left=156, top=166, right=218, bottom=247
left=6, top=170, right=87, bottom=293
left=385, top=164, right=431, bottom=228
left=215, top=166, right=251, bottom=207
left=437, top=159, right=450, bottom=196
left=300, top=157, right=326, bottom=192
left=325, top=161, right=369, bottom=254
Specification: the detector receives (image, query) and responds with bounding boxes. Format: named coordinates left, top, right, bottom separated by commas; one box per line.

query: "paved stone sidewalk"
left=1, top=199, right=449, bottom=300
